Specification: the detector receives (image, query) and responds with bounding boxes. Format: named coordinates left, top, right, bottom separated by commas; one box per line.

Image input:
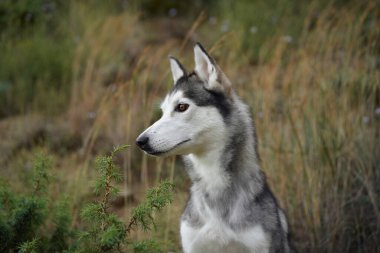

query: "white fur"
left=194, top=44, right=224, bottom=93
left=193, top=44, right=232, bottom=93
left=194, top=45, right=217, bottom=84
left=181, top=143, right=270, bottom=253
left=170, top=58, right=185, bottom=83
left=181, top=220, right=269, bottom=253
left=279, top=209, right=289, bottom=234
left=138, top=90, right=227, bottom=157
left=185, top=109, right=230, bottom=196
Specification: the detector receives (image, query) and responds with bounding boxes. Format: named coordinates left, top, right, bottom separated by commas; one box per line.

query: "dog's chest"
left=181, top=218, right=269, bottom=253
left=181, top=197, right=270, bottom=253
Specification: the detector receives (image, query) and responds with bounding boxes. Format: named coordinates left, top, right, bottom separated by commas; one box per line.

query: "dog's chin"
left=145, top=139, right=191, bottom=157
left=145, top=150, right=172, bottom=157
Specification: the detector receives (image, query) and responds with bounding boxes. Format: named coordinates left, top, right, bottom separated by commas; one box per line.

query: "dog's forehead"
left=160, top=90, right=185, bottom=110
left=160, top=76, right=232, bottom=119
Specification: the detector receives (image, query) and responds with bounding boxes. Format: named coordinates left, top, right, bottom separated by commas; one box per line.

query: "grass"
left=0, top=1, right=379, bottom=252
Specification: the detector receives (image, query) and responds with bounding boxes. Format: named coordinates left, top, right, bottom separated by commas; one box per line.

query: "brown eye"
left=176, top=103, right=189, bottom=112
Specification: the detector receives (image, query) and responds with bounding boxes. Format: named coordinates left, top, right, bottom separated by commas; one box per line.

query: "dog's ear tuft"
left=169, top=56, right=186, bottom=84
left=193, top=43, right=232, bottom=95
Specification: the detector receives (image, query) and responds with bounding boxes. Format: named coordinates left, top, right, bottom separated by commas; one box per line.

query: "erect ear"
left=169, top=56, right=187, bottom=84
left=193, top=42, right=232, bottom=95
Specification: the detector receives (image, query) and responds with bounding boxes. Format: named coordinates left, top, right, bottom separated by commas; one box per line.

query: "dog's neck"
left=184, top=102, right=263, bottom=199
left=186, top=142, right=230, bottom=196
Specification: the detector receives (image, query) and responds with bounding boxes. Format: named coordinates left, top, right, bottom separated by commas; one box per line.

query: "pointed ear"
left=194, top=43, right=232, bottom=94
left=169, top=56, right=186, bottom=84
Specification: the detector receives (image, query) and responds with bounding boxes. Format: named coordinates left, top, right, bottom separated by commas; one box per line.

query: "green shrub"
left=0, top=146, right=174, bottom=253
left=0, top=153, right=53, bottom=252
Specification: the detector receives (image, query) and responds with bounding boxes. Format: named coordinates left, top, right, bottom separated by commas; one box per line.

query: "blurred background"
left=0, top=0, right=379, bottom=252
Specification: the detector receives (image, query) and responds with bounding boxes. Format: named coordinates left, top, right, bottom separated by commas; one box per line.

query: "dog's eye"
left=175, top=103, right=189, bottom=112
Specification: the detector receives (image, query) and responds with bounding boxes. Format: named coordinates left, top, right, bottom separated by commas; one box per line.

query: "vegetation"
left=0, top=0, right=379, bottom=252
left=0, top=147, right=174, bottom=252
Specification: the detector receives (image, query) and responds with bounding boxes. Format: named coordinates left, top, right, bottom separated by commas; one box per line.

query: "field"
left=0, top=0, right=379, bottom=252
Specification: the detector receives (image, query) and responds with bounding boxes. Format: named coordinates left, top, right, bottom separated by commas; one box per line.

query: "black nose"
left=136, top=135, right=149, bottom=150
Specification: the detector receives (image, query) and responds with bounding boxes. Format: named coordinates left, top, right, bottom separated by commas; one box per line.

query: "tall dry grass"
left=67, top=3, right=379, bottom=252
left=246, top=5, right=380, bottom=252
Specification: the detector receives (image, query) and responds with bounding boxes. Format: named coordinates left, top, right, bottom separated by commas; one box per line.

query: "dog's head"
left=136, top=43, right=233, bottom=157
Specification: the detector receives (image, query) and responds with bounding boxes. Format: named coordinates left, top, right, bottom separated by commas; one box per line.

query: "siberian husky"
left=136, top=43, right=292, bottom=253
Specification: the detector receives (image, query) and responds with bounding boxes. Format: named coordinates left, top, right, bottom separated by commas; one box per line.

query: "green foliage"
left=31, top=153, right=52, bottom=194
left=78, top=145, right=129, bottom=252
left=79, top=202, right=127, bottom=252
left=128, top=181, right=174, bottom=232
left=214, top=0, right=311, bottom=60
left=0, top=145, right=174, bottom=252
left=0, top=35, right=72, bottom=117
left=48, top=197, right=72, bottom=252
left=0, top=0, right=71, bottom=117
left=18, top=238, right=39, bottom=253
left=0, top=152, right=56, bottom=252
left=133, top=239, right=162, bottom=253
left=79, top=144, right=174, bottom=252
left=131, top=0, right=212, bottom=17
left=0, top=0, right=68, bottom=35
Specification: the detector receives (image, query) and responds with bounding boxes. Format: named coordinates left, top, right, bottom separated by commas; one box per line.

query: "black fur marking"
left=250, top=184, right=289, bottom=253
left=171, top=74, right=232, bottom=119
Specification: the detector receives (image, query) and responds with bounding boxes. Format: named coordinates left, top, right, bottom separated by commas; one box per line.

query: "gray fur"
left=173, top=69, right=291, bottom=253
left=178, top=79, right=291, bottom=252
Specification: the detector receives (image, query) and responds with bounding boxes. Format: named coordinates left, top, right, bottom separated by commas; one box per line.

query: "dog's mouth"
left=147, top=139, right=191, bottom=156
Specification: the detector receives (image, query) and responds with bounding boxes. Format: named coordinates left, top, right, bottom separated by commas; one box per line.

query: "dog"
left=136, top=43, right=292, bottom=253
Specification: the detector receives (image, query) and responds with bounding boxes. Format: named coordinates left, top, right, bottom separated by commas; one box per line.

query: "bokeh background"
left=0, top=0, right=379, bottom=252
